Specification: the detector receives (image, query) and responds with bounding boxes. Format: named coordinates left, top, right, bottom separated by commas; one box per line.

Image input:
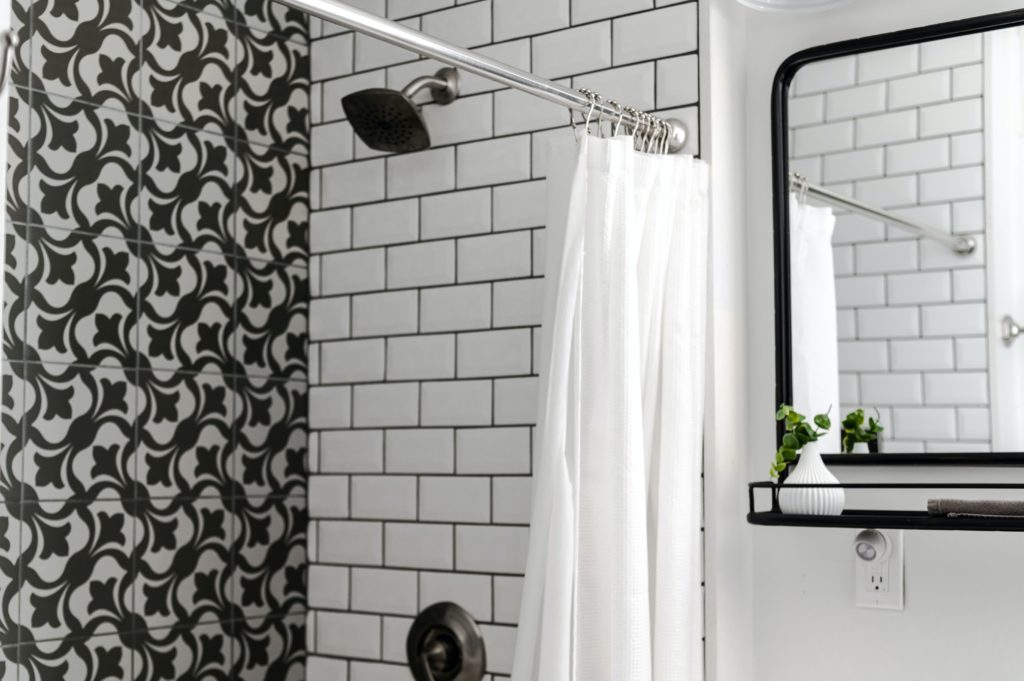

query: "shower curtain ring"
left=609, top=100, right=624, bottom=137
left=792, top=172, right=809, bottom=204
left=592, top=92, right=605, bottom=137
left=580, top=89, right=597, bottom=135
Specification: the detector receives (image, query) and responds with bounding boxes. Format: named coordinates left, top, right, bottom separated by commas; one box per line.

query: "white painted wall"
left=727, top=0, right=1024, bottom=678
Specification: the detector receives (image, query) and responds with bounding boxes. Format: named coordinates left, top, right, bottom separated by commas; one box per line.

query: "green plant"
left=772, top=403, right=831, bottom=479
left=841, top=408, right=884, bottom=453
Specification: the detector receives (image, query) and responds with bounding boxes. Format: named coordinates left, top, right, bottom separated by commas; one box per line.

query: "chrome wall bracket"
left=1003, top=315, right=1022, bottom=346
left=0, top=31, right=18, bottom=92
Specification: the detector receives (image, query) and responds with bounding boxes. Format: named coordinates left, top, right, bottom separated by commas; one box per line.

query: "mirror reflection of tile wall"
left=788, top=34, right=989, bottom=453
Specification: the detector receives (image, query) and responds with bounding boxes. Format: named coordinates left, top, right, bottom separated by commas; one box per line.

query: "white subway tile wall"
left=789, top=35, right=989, bottom=451
left=306, top=2, right=701, bottom=679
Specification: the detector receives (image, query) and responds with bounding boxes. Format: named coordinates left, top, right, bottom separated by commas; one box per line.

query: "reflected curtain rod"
left=276, top=0, right=688, bottom=152
left=790, top=172, right=977, bottom=255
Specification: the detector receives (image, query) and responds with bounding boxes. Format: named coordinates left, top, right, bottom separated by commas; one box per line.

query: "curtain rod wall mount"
left=277, top=0, right=688, bottom=153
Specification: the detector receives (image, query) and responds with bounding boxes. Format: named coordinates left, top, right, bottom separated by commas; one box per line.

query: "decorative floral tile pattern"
left=28, top=0, right=142, bottom=110
left=132, top=497, right=237, bottom=628
left=141, top=0, right=237, bottom=136
left=234, top=26, right=310, bottom=153
left=139, top=120, right=237, bottom=252
left=17, top=500, right=135, bottom=641
left=139, top=243, right=236, bottom=373
left=0, top=364, right=26, bottom=505
left=19, top=364, right=138, bottom=502
left=3, top=225, right=28, bottom=362
left=234, top=144, right=309, bottom=264
left=24, top=227, right=138, bottom=367
left=5, top=0, right=309, bottom=677
left=233, top=376, right=305, bottom=497
left=232, top=259, right=307, bottom=379
left=27, top=93, right=140, bottom=239
left=135, top=371, right=236, bottom=499
left=6, top=88, right=31, bottom=225
left=232, top=615, right=304, bottom=681
left=231, top=496, right=305, bottom=617
left=15, top=632, right=139, bottom=681
left=233, top=0, right=308, bottom=44
left=0, top=504, right=24, bottom=647
left=130, top=621, right=235, bottom=681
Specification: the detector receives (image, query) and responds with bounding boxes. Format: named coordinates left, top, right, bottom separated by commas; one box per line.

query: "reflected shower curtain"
left=512, top=133, right=708, bottom=681
left=788, top=195, right=840, bottom=453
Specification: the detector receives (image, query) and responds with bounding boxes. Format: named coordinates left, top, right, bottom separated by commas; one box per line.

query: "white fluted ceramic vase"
left=778, top=442, right=845, bottom=516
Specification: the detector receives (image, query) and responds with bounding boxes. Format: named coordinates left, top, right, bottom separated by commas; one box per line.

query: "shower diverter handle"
left=406, top=601, right=485, bottom=681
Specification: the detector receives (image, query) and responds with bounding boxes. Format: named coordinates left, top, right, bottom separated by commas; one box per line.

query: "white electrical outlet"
left=854, top=529, right=904, bottom=610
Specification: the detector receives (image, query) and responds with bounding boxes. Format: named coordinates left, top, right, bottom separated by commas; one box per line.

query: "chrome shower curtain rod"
left=790, top=172, right=977, bottom=255
left=277, top=0, right=688, bottom=152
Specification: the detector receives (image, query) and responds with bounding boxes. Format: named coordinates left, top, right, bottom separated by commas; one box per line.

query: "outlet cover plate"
left=855, top=529, right=904, bottom=610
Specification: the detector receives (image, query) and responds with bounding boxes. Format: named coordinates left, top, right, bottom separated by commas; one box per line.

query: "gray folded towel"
left=927, top=499, right=1024, bottom=518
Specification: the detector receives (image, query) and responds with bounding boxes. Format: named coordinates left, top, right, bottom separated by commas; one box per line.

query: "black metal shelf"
left=820, top=453, right=1024, bottom=467
left=748, top=481, right=1024, bottom=532
left=748, top=509, right=1024, bottom=532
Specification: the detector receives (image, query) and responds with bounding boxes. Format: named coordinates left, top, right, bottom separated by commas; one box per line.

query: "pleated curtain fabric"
left=512, top=132, right=709, bottom=681
left=788, top=195, right=841, bottom=453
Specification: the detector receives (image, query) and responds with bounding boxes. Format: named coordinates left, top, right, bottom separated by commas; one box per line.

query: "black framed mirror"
left=772, top=8, right=1024, bottom=464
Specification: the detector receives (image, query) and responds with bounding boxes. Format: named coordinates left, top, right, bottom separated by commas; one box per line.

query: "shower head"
left=342, top=67, right=460, bottom=153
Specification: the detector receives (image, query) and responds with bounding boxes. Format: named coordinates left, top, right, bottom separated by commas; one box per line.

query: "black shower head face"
left=341, top=88, right=431, bottom=153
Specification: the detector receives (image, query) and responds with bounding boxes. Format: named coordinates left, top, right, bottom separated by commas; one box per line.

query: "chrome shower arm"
left=401, top=67, right=460, bottom=105
left=401, top=75, right=447, bottom=98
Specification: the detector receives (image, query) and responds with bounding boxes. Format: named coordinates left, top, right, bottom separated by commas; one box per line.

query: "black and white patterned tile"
left=6, top=88, right=31, bottom=226
left=234, top=26, right=309, bottom=153
left=28, top=0, right=143, bottom=111
left=24, top=227, right=138, bottom=367
left=233, top=259, right=307, bottom=379
left=180, top=0, right=236, bottom=24
left=135, top=370, right=236, bottom=499
left=130, top=621, right=235, bottom=681
left=27, top=93, right=140, bottom=238
left=233, top=0, right=308, bottom=44
left=233, top=376, right=305, bottom=498
left=3, top=0, right=310, bottom=674
left=234, top=144, right=308, bottom=264
left=0, top=363, right=26, bottom=504
left=139, top=119, right=237, bottom=252
left=139, top=243, right=236, bottom=374
left=132, top=497, right=236, bottom=629
left=0, top=503, right=24, bottom=648
left=141, top=0, right=238, bottom=136
left=232, top=615, right=304, bottom=681
left=3, top=224, right=28, bottom=362
left=231, top=496, right=305, bottom=618
left=17, top=499, right=134, bottom=641
left=19, top=363, right=137, bottom=503
left=0, top=645, right=16, bottom=681
left=15, top=632, right=138, bottom=681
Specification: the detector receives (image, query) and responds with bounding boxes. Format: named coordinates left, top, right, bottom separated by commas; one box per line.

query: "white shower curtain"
left=788, top=194, right=840, bottom=453
left=512, top=132, right=709, bottom=681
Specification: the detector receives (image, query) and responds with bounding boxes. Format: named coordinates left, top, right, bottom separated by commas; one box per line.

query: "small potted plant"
left=841, top=408, right=884, bottom=454
left=773, top=404, right=844, bottom=516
